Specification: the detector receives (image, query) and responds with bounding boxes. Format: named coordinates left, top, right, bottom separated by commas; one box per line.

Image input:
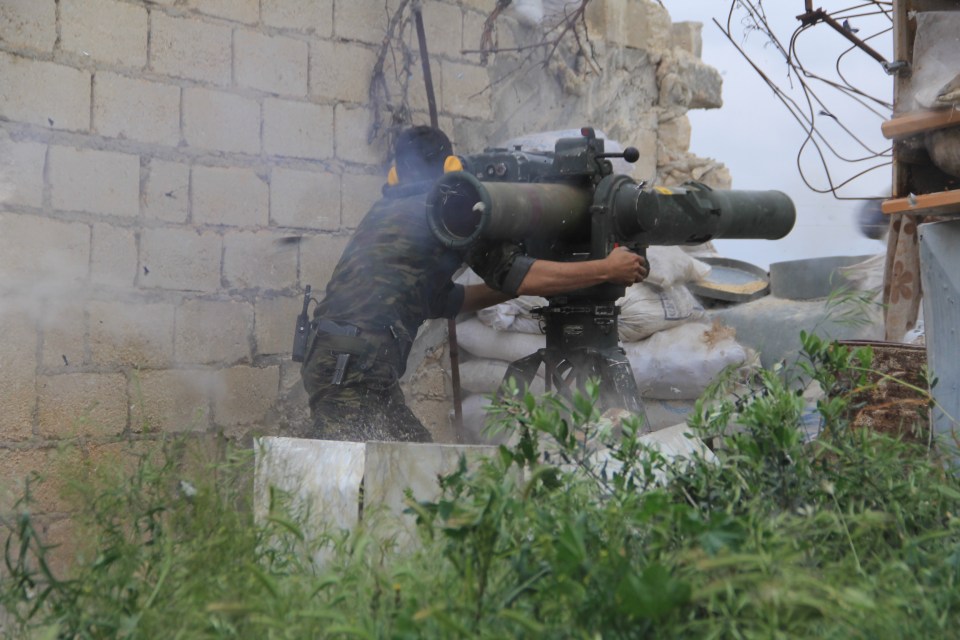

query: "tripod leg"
left=497, top=350, right=545, bottom=400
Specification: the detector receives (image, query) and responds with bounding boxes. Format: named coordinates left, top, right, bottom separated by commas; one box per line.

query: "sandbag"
left=456, top=317, right=545, bottom=362
left=460, top=358, right=546, bottom=395
left=617, top=283, right=704, bottom=342
left=624, top=321, right=749, bottom=400
left=644, top=246, right=711, bottom=289
left=477, top=295, right=547, bottom=334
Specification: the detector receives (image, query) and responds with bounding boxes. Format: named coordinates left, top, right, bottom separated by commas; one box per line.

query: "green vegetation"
left=3, top=333, right=959, bottom=639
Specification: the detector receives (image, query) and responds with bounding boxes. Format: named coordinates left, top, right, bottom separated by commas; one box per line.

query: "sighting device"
left=426, top=128, right=796, bottom=420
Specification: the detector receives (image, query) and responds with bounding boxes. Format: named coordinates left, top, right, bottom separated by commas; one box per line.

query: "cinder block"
left=671, top=21, right=703, bottom=58
left=211, top=365, right=280, bottom=426
left=223, top=230, right=299, bottom=291
left=61, top=0, right=148, bottom=68
left=254, top=294, right=301, bottom=356
left=150, top=13, right=232, bottom=86
left=88, top=300, right=175, bottom=368
left=39, top=299, right=86, bottom=370
left=421, top=2, right=465, bottom=58
left=270, top=167, right=340, bottom=230
left=0, top=309, right=38, bottom=441
left=37, top=372, right=128, bottom=438
left=440, top=61, right=492, bottom=120
left=0, top=212, right=90, bottom=282
left=185, top=0, right=259, bottom=24
left=90, top=223, right=137, bottom=288
left=585, top=0, right=672, bottom=52
left=333, top=0, right=393, bottom=45
left=309, top=40, right=377, bottom=104
left=183, top=87, right=260, bottom=155
left=0, top=0, right=56, bottom=53
left=340, top=172, right=385, bottom=229
left=0, top=447, right=82, bottom=514
left=130, top=369, right=212, bottom=433
left=299, top=234, right=350, bottom=290
left=381, top=51, right=429, bottom=113
left=142, top=159, right=190, bottom=222
left=263, top=99, right=334, bottom=160
left=235, top=30, right=308, bottom=97
left=0, top=52, right=90, bottom=131
left=93, top=72, right=180, bottom=146
left=0, top=139, right=46, bottom=208
left=461, top=8, right=489, bottom=53
left=49, top=146, right=139, bottom=218
left=174, top=299, right=253, bottom=365
left=139, top=227, right=221, bottom=292
left=333, top=105, right=385, bottom=165
left=193, top=165, right=269, bottom=227
left=263, top=0, right=333, bottom=36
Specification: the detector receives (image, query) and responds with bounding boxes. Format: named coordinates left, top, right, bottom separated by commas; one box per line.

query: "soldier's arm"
left=517, top=248, right=648, bottom=296
left=460, top=283, right=515, bottom=313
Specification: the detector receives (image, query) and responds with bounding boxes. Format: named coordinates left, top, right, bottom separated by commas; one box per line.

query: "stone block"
left=462, top=8, right=489, bottom=54
left=61, top=0, right=148, bottom=68
left=88, top=300, right=175, bottom=368
left=254, top=294, right=301, bottom=356
left=37, top=372, right=128, bottom=438
left=340, top=172, right=384, bottom=229
left=263, top=99, right=334, bottom=161
left=185, top=0, right=259, bottom=24
left=309, top=40, right=377, bottom=104
left=263, top=0, right=333, bottom=36
left=174, top=299, right=253, bottom=365
left=421, top=2, right=465, bottom=58
left=130, top=369, right=213, bottom=433
left=333, top=0, right=393, bottom=45
left=333, top=105, right=384, bottom=165
left=660, top=50, right=722, bottom=110
left=381, top=51, right=429, bottom=114
left=440, top=61, right=493, bottom=120
left=183, top=87, right=260, bottom=155
left=0, top=139, right=46, bottom=208
left=585, top=0, right=672, bottom=53
left=223, top=230, right=300, bottom=291
left=211, top=365, right=280, bottom=426
left=91, top=223, right=137, bottom=288
left=0, top=212, right=90, bottom=284
left=193, top=165, right=269, bottom=227
left=671, top=21, right=703, bottom=58
left=39, top=299, right=85, bottom=370
left=93, top=72, right=180, bottom=146
left=299, top=234, right=349, bottom=290
left=658, top=113, right=691, bottom=153
left=0, top=0, right=56, bottom=53
left=49, top=146, right=139, bottom=217
left=0, top=52, right=90, bottom=131
left=270, top=167, right=340, bottom=230
left=142, top=159, right=190, bottom=222
left=150, top=13, right=232, bottom=86
left=139, top=227, right=221, bottom=292
left=0, top=310, right=38, bottom=441
left=235, top=30, right=308, bottom=97
left=0, top=447, right=82, bottom=514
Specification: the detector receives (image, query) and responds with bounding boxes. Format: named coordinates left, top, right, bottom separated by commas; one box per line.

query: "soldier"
left=300, top=126, right=647, bottom=442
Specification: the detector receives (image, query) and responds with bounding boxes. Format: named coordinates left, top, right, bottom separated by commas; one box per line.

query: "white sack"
left=458, top=394, right=506, bottom=445
left=617, top=283, right=704, bottom=342
left=477, top=295, right=547, bottom=334
left=460, top=358, right=546, bottom=395
left=624, top=321, right=748, bottom=400
left=644, top=246, right=712, bottom=289
left=456, top=317, right=546, bottom=362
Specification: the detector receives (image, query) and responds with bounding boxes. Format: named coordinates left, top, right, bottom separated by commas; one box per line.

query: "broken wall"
left=0, top=0, right=726, bottom=508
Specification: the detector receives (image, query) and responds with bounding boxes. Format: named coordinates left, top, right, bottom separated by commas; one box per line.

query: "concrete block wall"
left=0, top=0, right=722, bottom=519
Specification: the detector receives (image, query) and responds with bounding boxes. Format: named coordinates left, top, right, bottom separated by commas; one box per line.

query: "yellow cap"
left=387, top=165, right=399, bottom=186
left=443, top=155, right=464, bottom=173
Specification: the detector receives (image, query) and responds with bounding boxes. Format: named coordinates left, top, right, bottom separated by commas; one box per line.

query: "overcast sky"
left=659, top=1, right=893, bottom=268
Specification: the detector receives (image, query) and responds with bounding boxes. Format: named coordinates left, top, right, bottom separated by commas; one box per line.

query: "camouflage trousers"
left=300, top=330, right=431, bottom=443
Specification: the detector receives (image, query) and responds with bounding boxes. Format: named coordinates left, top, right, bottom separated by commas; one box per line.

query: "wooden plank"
left=882, top=189, right=960, bottom=216
left=882, top=109, right=960, bottom=140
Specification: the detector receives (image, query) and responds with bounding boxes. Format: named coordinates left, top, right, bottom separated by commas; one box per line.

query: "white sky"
left=659, top=1, right=893, bottom=268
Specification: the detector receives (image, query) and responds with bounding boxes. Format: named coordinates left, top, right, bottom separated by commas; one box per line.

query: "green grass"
left=3, top=333, right=960, bottom=639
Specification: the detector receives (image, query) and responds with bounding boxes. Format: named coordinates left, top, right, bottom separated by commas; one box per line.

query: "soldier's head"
left=394, top=126, right=453, bottom=183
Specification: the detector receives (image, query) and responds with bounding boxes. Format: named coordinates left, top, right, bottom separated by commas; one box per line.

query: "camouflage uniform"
left=301, top=183, right=466, bottom=442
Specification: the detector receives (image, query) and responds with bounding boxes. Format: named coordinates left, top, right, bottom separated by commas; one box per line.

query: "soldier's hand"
left=605, top=246, right=648, bottom=286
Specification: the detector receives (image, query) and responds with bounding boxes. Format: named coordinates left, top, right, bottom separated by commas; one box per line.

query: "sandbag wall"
left=453, top=247, right=754, bottom=443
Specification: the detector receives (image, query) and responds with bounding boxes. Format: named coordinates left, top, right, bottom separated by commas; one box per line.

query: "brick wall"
left=0, top=0, right=722, bottom=516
